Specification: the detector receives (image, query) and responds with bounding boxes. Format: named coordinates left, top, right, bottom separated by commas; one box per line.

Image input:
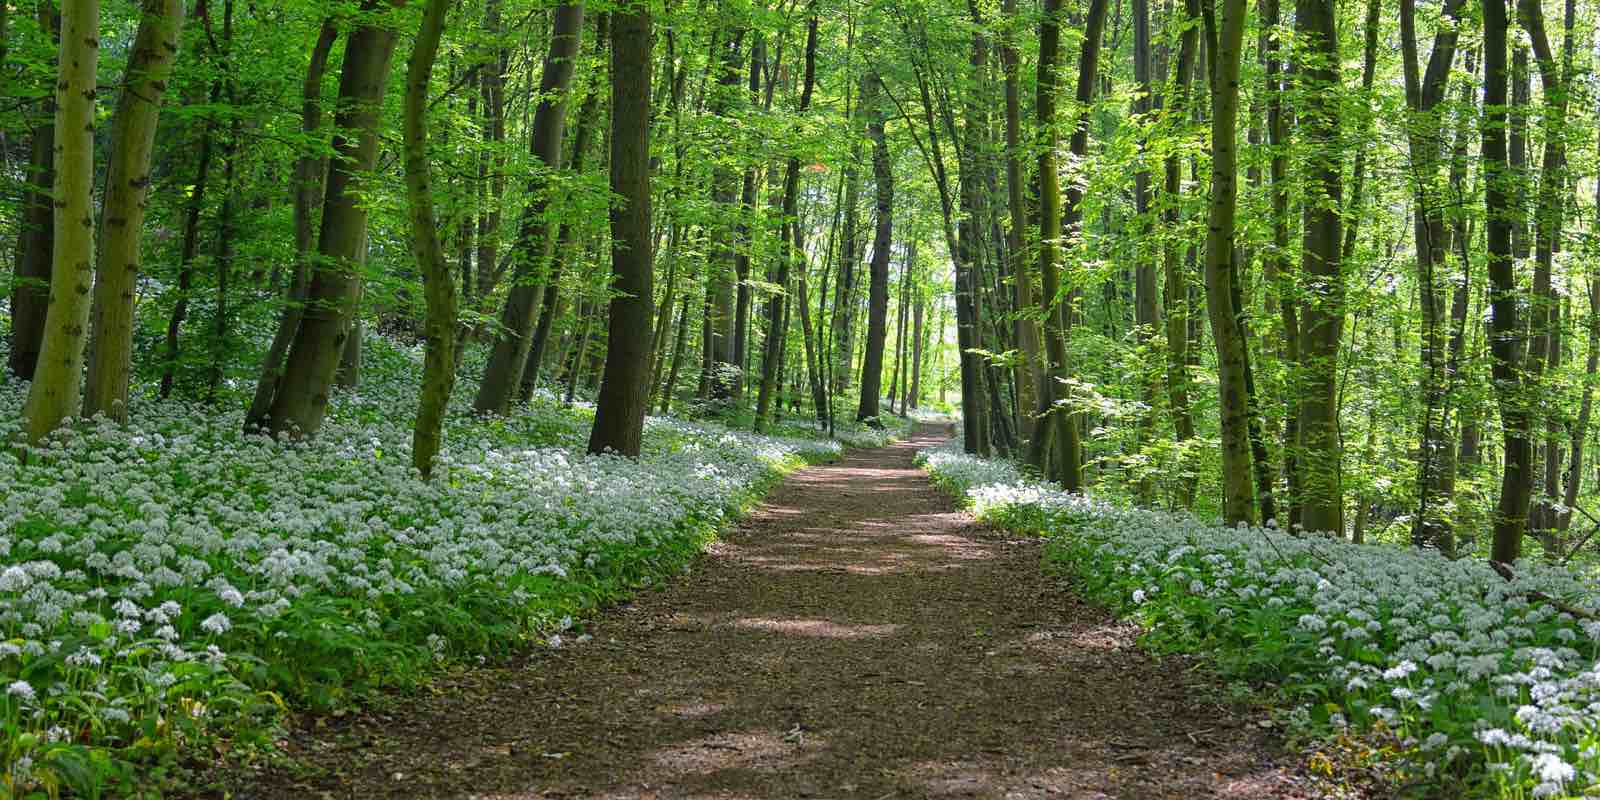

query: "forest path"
left=241, top=426, right=1326, bottom=799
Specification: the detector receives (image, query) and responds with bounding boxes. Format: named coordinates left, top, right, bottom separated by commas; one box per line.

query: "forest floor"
left=220, top=426, right=1343, bottom=799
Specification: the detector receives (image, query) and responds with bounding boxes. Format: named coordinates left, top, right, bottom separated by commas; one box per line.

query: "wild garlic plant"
left=0, top=338, right=841, bottom=795
left=920, top=440, right=1600, bottom=799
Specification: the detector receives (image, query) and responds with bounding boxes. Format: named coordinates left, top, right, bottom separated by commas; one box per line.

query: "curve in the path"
left=245, top=428, right=1325, bottom=799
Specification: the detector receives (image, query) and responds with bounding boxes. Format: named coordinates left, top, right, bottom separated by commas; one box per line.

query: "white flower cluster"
left=0, top=341, right=841, bottom=788
left=918, top=438, right=1600, bottom=796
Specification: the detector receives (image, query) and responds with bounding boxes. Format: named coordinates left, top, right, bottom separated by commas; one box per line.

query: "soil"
left=222, top=426, right=1341, bottom=799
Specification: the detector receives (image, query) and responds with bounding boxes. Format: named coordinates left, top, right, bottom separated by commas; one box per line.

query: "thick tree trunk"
left=476, top=3, right=584, bottom=414
left=1200, top=0, right=1255, bottom=525
left=244, top=19, right=338, bottom=431
left=587, top=6, right=653, bottom=457
left=1483, top=0, right=1532, bottom=564
left=81, top=0, right=182, bottom=420
left=1292, top=0, right=1345, bottom=535
left=21, top=0, right=98, bottom=445
left=263, top=3, right=401, bottom=437
left=404, top=0, right=457, bottom=477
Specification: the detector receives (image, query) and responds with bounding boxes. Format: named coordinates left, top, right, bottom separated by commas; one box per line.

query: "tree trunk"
left=757, top=14, right=820, bottom=432
left=7, top=3, right=58, bottom=382
left=80, top=0, right=182, bottom=419
left=852, top=69, right=892, bottom=427
left=587, top=5, right=653, bottom=457
left=660, top=294, right=692, bottom=414
left=1200, top=0, right=1254, bottom=524
left=244, top=19, right=338, bottom=431
left=1293, top=0, right=1345, bottom=535
left=404, top=0, right=457, bottom=477
left=1483, top=0, right=1532, bottom=564
left=263, top=2, right=401, bottom=437
left=476, top=2, right=584, bottom=414
left=21, top=0, right=98, bottom=445
left=1161, top=0, right=1200, bottom=507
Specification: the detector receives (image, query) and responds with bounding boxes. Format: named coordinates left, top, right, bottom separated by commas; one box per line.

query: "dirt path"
left=237, top=428, right=1328, bottom=799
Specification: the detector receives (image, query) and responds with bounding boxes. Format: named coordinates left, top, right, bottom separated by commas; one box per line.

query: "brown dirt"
left=225, top=427, right=1337, bottom=799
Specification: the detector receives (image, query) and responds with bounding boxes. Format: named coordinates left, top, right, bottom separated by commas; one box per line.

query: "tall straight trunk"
left=476, top=2, right=584, bottom=414
left=1293, top=0, right=1345, bottom=535
left=1564, top=244, right=1600, bottom=528
left=80, top=0, right=184, bottom=420
left=705, top=30, right=745, bottom=400
left=1483, top=0, right=1531, bottom=564
left=1262, top=0, right=1298, bottom=523
left=263, top=2, right=401, bottom=437
left=1129, top=0, right=1157, bottom=497
left=1519, top=0, right=1576, bottom=545
left=7, top=3, right=57, bottom=381
left=475, top=0, right=507, bottom=303
left=1402, top=0, right=1464, bottom=549
left=244, top=19, right=338, bottom=431
left=1026, top=0, right=1073, bottom=478
left=957, top=7, right=998, bottom=456
left=21, top=0, right=98, bottom=445
left=757, top=13, right=819, bottom=432
left=525, top=25, right=604, bottom=396
left=1001, top=0, right=1041, bottom=441
left=404, top=0, right=457, bottom=477
left=890, top=244, right=912, bottom=416
left=732, top=37, right=766, bottom=396
left=1200, top=0, right=1254, bottom=524
left=909, top=288, right=924, bottom=408
left=833, top=148, right=864, bottom=395
left=587, top=5, right=653, bottom=456
left=159, top=77, right=216, bottom=400
left=854, top=72, right=893, bottom=427
left=660, top=294, right=692, bottom=414
left=794, top=214, right=828, bottom=422
left=1161, top=0, right=1200, bottom=506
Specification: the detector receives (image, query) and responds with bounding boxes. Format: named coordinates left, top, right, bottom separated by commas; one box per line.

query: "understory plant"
left=0, top=337, right=843, bottom=796
left=920, top=440, right=1600, bottom=799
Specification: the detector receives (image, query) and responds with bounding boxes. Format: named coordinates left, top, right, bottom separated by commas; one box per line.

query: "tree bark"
left=757, top=13, right=819, bottom=431
left=21, top=0, right=98, bottom=445
left=476, top=2, right=585, bottom=414
left=263, top=2, right=401, bottom=437
left=1483, top=0, right=1532, bottom=564
left=404, top=0, right=457, bottom=477
left=1200, top=0, right=1255, bottom=524
left=244, top=19, right=338, bottom=431
left=587, top=5, right=653, bottom=457
left=1293, top=0, right=1344, bottom=535
left=852, top=69, right=893, bottom=427
left=7, top=3, right=58, bottom=382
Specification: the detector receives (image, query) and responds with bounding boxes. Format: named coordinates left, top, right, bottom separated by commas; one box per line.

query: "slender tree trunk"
left=890, top=242, right=913, bottom=417
left=587, top=5, right=653, bottom=457
left=1161, top=0, right=1200, bottom=507
left=852, top=69, right=892, bottom=427
left=404, top=0, right=457, bottom=477
left=757, top=14, right=819, bottom=431
left=524, top=26, right=604, bottom=396
left=660, top=294, right=692, bottom=414
left=910, top=287, right=924, bottom=409
left=263, top=2, right=402, bottom=437
left=1200, top=0, right=1255, bottom=524
left=1001, top=0, right=1041, bottom=441
left=21, top=0, right=98, bottom=445
left=476, top=3, right=584, bottom=414
left=7, top=3, right=58, bottom=382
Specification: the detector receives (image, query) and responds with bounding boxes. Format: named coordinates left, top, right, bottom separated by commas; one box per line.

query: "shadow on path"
left=239, top=428, right=1326, bottom=799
